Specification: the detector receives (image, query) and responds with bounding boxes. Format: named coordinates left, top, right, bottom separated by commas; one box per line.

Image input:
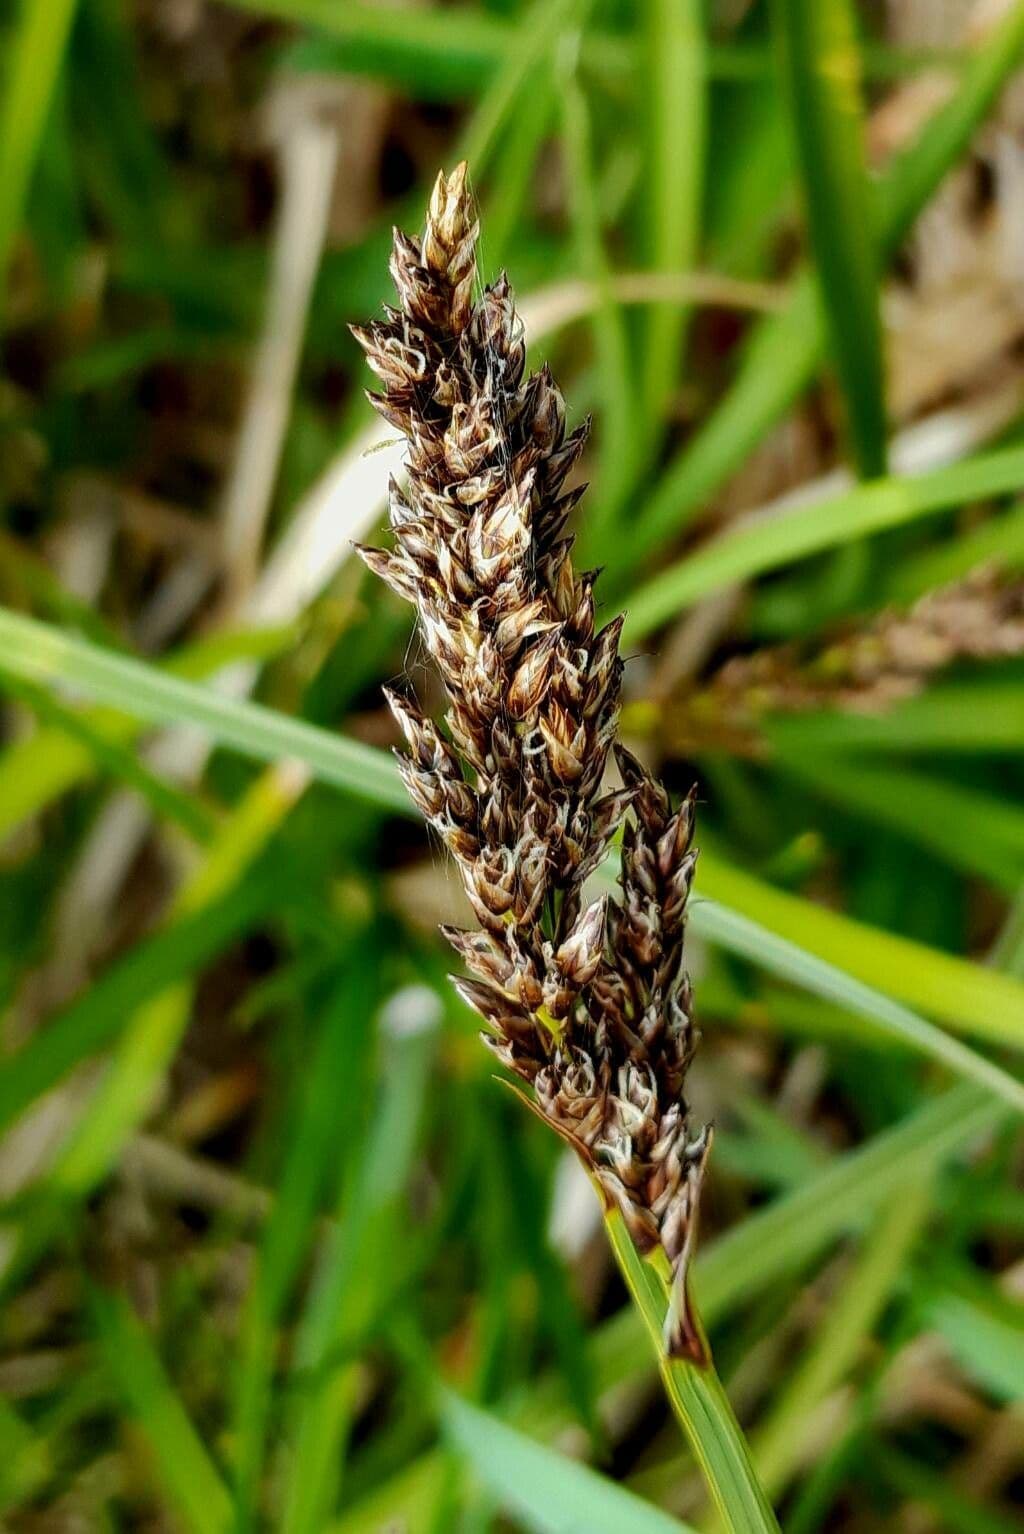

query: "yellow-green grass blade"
left=630, top=2, right=1024, bottom=562
left=4, top=607, right=1024, bottom=1111
left=1, top=672, right=214, bottom=842
left=457, top=0, right=583, bottom=176
left=605, top=1211, right=781, bottom=1534
left=0, top=0, right=80, bottom=320
left=696, top=853, right=1024, bottom=1055
left=0, top=620, right=295, bottom=841
left=0, top=607, right=404, bottom=815
left=773, top=0, right=885, bottom=477
left=89, top=1288, right=233, bottom=1534
left=623, top=443, right=1024, bottom=640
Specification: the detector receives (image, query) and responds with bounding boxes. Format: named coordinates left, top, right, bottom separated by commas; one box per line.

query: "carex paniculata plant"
left=354, top=164, right=711, bottom=1360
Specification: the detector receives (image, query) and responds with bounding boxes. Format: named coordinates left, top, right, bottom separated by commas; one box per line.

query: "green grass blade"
left=623, top=444, right=1024, bottom=639
left=639, top=0, right=706, bottom=438
left=772, top=0, right=885, bottom=476
left=0, top=607, right=408, bottom=814
left=0, top=875, right=277, bottom=1141
left=560, top=25, right=637, bottom=530
left=0, top=672, right=214, bottom=842
left=770, top=752, right=1024, bottom=890
left=630, top=4, right=1024, bottom=561
left=0, top=620, right=295, bottom=840
left=281, top=1011, right=437, bottom=1534
left=696, top=1082, right=1000, bottom=1328
left=0, top=767, right=303, bottom=1297
left=751, top=1177, right=931, bottom=1495
left=765, top=681, right=1024, bottom=754
left=442, top=1387, right=696, bottom=1534
left=335, top=1080, right=1005, bottom=1534
left=0, top=0, right=80, bottom=319
left=605, top=1211, right=780, bottom=1534
left=230, top=964, right=378, bottom=1525
left=458, top=0, right=581, bottom=175
left=90, top=1288, right=233, bottom=1534
left=926, top=1278, right=1024, bottom=1403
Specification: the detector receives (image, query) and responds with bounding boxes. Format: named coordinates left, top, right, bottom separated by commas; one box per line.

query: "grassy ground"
left=1, top=0, right=1024, bottom=1529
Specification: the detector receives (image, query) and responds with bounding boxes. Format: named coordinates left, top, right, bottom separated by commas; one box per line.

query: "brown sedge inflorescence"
left=353, top=163, right=711, bottom=1360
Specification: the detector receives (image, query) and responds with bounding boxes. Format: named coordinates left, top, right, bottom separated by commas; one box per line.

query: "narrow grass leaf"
left=640, top=0, right=706, bottom=437
left=231, top=962, right=379, bottom=1525
left=605, top=1211, right=781, bottom=1534
left=623, top=444, right=1024, bottom=640
left=773, top=0, right=886, bottom=476
left=281, top=1006, right=437, bottom=1534
left=927, top=1280, right=1024, bottom=1403
left=0, top=0, right=80, bottom=318
left=90, top=1288, right=233, bottom=1534
left=752, top=1177, right=932, bottom=1494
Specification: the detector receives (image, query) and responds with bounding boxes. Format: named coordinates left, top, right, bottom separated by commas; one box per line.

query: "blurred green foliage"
left=1, top=0, right=1023, bottom=1530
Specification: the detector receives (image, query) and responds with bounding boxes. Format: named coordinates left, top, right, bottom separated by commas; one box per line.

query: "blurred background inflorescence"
left=2, top=0, right=1024, bottom=1530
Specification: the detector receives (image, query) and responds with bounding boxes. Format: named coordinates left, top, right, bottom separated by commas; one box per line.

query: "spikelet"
left=354, top=164, right=710, bottom=1361
left=664, top=565, right=1024, bottom=758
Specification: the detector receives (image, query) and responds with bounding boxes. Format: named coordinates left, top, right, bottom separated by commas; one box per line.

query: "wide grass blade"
left=0, top=620, right=295, bottom=840
left=0, top=606, right=408, bottom=814
left=926, top=1278, right=1024, bottom=1403
left=696, top=852, right=1024, bottom=1051
left=770, top=752, right=1024, bottom=891
left=442, top=1387, right=696, bottom=1534
left=765, top=682, right=1024, bottom=755
left=773, top=0, right=886, bottom=477
left=623, top=443, right=1024, bottom=640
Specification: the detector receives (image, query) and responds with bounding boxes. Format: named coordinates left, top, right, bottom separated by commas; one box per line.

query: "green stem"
left=604, top=1208, right=781, bottom=1534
